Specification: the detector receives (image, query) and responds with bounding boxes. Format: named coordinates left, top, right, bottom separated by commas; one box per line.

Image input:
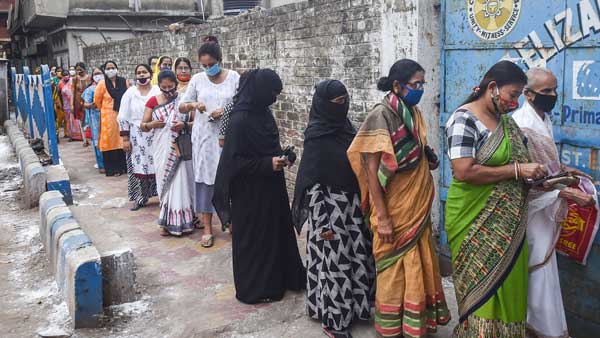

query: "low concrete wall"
left=47, top=164, right=73, bottom=205
left=71, top=206, right=137, bottom=306
left=39, top=191, right=103, bottom=329
left=4, top=120, right=46, bottom=208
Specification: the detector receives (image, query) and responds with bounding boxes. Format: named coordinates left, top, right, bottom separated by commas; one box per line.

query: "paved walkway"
left=60, top=140, right=458, bottom=338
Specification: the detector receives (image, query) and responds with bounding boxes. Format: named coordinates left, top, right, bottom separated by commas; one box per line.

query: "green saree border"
left=452, top=116, right=531, bottom=322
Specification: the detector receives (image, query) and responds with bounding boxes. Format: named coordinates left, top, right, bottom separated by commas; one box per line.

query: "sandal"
left=193, top=217, right=205, bottom=229
left=160, top=228, right=170, bottom=236
left=130, top=203, right=144, bottom=211
left=323, top=328, right=352, bottom=338
left=200, top=234, right=214, bottom=248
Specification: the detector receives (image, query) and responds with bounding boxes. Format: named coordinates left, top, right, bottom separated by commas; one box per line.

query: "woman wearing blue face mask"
left=347, top=59, right=450, bottom=338
left=179, top=35, right=240, bottom=248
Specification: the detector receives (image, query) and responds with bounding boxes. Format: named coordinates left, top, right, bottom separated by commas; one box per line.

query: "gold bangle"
left=514, top=162, right=519, bottom=180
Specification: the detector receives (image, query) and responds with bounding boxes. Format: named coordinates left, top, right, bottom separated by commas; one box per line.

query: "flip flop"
left=200, top=234, right=214, bottom=248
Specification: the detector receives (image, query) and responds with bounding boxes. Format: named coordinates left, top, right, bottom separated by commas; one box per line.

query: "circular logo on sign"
left=467, top=0, right=522, bottom=40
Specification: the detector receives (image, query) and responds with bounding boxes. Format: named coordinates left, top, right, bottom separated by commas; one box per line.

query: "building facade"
left=8, top=0, right=211, bottom=70
left=0, top=0, right=14, bottom=58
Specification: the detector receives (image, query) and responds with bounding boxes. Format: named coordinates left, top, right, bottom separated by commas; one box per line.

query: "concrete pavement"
left=59, top=139, right=458, bottom=338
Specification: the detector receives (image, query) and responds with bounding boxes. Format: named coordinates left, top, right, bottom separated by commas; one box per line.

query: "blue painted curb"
left=39, top=191, right=103, bottom=328
left=47, top=179, right=73, bottom=205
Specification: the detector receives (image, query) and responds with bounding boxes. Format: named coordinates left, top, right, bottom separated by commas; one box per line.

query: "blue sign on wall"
left=440, top=1, right=600, bottom=336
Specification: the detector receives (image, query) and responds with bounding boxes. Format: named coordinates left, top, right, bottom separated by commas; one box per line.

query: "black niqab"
left=212, top=69, right=306, bottom=304
left=291, top=79, right=359, bottom=233
left=213, top=69, right=283, bottom=225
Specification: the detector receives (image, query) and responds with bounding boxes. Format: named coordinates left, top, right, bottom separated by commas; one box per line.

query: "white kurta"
left=180, top=71, right=240, bottom=185
left=117, top=85, right=161, bottom=175
left=513, top=101, right=569, bottom=338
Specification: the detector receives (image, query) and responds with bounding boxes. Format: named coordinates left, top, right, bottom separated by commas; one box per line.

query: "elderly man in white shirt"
left=513, top=67, right=594, bottom=338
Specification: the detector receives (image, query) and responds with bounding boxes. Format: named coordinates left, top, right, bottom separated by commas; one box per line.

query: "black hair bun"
left=202, top=35, right=219, bottom=44
left=377, top=76, right=391, bottom=92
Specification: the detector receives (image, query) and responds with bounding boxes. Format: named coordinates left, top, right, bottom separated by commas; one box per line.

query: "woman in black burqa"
left=213, top=68, right=305, bottom=304
left=292, top=80, right=375, bottom=338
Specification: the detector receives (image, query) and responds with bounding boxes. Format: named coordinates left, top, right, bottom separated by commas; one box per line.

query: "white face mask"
left=69, top=70, right=76, bottom=76
left=105, top=69, right=118, bottom=79
left=93, top=74, right=104, bottom=83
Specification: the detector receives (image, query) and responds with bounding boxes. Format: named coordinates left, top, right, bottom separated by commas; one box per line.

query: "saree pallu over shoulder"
left=450, top=116, right=531, bottom=326
left=348, top=96, right=450, bottom=338
left=152, top=98, right=195, bottom=236
left=348, top=94, right=431, bottom=267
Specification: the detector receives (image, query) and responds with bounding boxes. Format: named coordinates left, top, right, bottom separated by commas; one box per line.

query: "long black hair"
left=198, top=35, right=222, bottom=62
left=157, top=69, right=178, bottom=84
left=174, top=57, right=192, bottom=70
left=377, top=59, right=424, bottom=92
left=134, top=63, right=153, bottom=77
left=462, top=60, right=527, bottom=105
left=101, top=60, right=118, bottom=72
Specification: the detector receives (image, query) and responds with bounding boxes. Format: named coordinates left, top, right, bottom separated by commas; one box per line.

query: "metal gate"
left=439, top=1, right=600, bottom=336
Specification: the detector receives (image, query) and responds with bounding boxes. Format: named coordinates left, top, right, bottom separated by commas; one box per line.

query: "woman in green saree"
left=445, top=61, right=547, bottom=337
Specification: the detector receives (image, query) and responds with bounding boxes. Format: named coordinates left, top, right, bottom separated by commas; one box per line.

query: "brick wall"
left=84, top=0, right=443, bottom=226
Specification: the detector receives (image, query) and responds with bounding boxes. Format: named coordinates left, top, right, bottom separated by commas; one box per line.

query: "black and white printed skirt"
left=305, top=183, right=376, bottom=332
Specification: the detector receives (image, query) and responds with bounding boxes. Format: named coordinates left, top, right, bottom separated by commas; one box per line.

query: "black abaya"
left=291, top=80, right=359, bottom=232
left=213, top=69, right=305, bottom=304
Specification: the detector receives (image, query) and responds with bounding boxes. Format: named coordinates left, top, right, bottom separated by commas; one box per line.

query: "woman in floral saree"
left=348, top=59, right=450, bottom=338
left=445, top=61, right=547, bottom=337
left=142, top=70, right=195, bottom=236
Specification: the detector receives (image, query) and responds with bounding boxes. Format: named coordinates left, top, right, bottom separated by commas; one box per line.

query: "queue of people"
left=47, top=34, right=596, bottom=338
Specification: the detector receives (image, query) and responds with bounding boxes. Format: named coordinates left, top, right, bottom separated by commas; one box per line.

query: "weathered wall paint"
left=83, top=0, right=444, bottom=228
left=441, top=1, right=600, bottom=336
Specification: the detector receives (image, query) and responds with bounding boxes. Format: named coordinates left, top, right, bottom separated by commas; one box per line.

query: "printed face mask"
left=161, top=88, right=178, bottom=99
left=204, top=63, right=221, bottom=77
left=93, top=74, right=104, bottom=83
left=492, top=87, right=519, bottom=114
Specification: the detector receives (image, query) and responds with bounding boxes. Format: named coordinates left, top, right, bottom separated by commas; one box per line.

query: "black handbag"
left=175, top=122, right=193, bottom=161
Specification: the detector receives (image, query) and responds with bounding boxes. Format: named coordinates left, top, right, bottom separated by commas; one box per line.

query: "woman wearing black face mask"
left=292, top=80, right=375, bottom=338
left=118, top=64, right=161, bottom=211
left=348, top=59, right=451, bottom=338
left=213, top=68, right=305, bottom=304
